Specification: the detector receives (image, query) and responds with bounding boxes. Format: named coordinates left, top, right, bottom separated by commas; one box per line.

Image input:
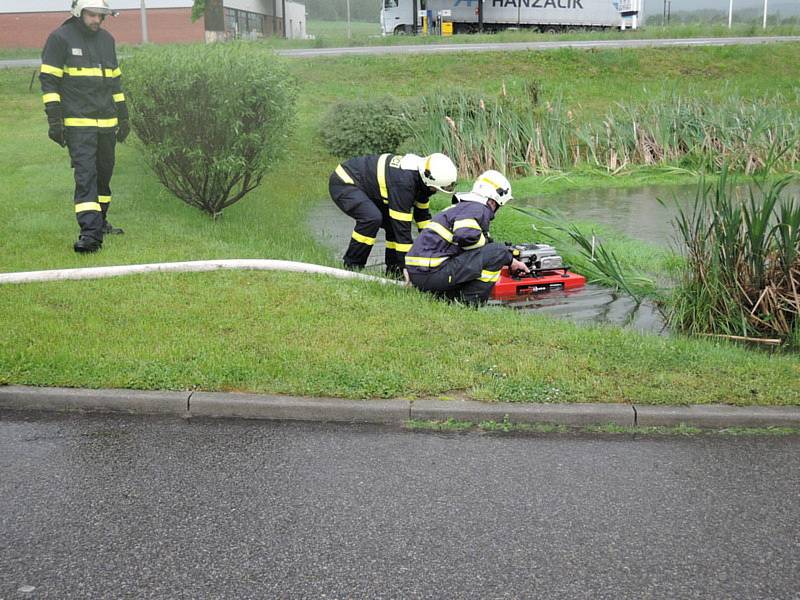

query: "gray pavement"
left=1, top=411, right=798, bottom=599
left=3, top=36, right=800, bottom=69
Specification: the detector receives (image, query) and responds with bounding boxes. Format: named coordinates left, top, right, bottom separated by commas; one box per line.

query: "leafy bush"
left=319, top=97, right=411, bottom=158
left=125, top=43, right=296, bottom=218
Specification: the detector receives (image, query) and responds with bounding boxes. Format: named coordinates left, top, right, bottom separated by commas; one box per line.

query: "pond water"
left=309, top=181, right=799, bottom=335
left=516, top=184, right=694, bottom=248
left=516, top=181, right=800, bottom=247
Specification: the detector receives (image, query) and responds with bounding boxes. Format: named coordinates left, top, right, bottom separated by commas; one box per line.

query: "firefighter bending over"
left=405, top=170, right=530, bottom=304
left=40, top=0, right=130, bottom=253
left=329, top=153, right=458, bottom=277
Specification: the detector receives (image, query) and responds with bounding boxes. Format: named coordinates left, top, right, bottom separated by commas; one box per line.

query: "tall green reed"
left=404, top=87, right=800, bottom=178
left=666, top=169, right=800, bottom=344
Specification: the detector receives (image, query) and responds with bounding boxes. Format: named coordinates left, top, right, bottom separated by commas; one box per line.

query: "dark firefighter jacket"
left=405, top=196, right=512, bottom=271
left=40, top=16, right=126, bottom=129
left=335, top=154, right=434, bottom=255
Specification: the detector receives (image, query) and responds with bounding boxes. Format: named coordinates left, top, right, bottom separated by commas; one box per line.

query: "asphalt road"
left=2, top=36, right=800, bottom=69
left=1, top=411, right=798, bottom=599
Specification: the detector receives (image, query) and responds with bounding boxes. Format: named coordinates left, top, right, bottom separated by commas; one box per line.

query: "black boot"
left=102, top=221, right=124, bottom=235
left=73, top=235, right=102, bottom=253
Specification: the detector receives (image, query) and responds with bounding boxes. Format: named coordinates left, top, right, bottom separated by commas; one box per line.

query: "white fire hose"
left=0, top=259, right=404, bottom=286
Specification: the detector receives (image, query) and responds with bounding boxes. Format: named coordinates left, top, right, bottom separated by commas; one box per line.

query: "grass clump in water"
left=666, top=169, right=800, bottom=347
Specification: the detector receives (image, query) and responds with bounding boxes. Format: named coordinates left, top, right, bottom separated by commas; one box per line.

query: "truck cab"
left=381, top=0, right=416, bottom=35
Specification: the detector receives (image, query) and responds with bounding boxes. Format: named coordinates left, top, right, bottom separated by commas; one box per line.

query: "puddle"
left=517, top=182, right=800, bottom=247
left=492, top=285, right=665, bottom=335
left=312, top=200, right=391, bottom=269
left=309, top=181, right=799, bottom=335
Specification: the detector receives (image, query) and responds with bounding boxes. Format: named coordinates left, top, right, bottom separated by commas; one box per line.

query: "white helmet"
left=419, top=153, right=457, bottom=195
left=71, top=0, right=114, bottom=18
left=471, top=170, right=512, bottom=206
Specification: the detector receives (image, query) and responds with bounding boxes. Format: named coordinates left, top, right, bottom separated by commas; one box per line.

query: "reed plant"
left=666, top=170, right=800, bottom=346
left=404, top=88, right=800, bottom=178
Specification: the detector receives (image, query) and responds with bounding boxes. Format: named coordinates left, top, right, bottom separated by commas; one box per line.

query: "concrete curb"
left=0, top=386, right=189, bottom=415
left=1, top=385, right=799, bottom=429
left=634, top=404, right=800, bottom=428
left=410, top=399, right=635, bottom=427
left=190, top=392, right=410, bottom=424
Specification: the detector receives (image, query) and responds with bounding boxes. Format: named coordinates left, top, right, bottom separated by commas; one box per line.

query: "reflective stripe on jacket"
left=406, top=198, right=505, bottom=272
left=40, top=17, right=125, bottom=127
left=334, top=154, right=434, bottom=257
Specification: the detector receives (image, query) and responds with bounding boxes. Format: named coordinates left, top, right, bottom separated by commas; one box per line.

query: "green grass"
left=406, top=419, right=800, bottom=436
left=2, top=44, right=800, bottom=405
left=3, top=20, right=798, bottom=59
left=0, top=48, right=41, bottom=60
left=276, top=20, right=800, bottom=49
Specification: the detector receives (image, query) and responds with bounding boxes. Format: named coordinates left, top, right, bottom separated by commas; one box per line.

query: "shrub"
left=319, top=97, right=410, bottom=158
left=125, top=43, right=296, bottom=218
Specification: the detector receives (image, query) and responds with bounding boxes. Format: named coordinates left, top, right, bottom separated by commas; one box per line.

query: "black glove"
left=44, top=103, right=66, bottom=147
left=116, top=119, right=130, bottom=143
left=48, top=119, right=66, bottom=147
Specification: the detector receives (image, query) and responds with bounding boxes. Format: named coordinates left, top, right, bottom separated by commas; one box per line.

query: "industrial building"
left=0, top=0, right=307, bottom=48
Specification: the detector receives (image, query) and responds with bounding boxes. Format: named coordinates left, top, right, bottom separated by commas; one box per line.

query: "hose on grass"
left=0, top=259, right=404, bottom=286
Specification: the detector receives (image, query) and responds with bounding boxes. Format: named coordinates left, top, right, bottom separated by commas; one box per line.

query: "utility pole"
left=666, top=0, right=671, bottom=24
left=762, top=0, right=768, bottom=29
left=662, top=0, right=666, bottom=26
left=140, top=0, right=148, bottom=43
left=282, top=0, right=287, bottom=37
left=478, top=0, right=484, bottom=33
left=728, top=0, right=733, bottom=28
left=346, top=0, right=351, bottom=39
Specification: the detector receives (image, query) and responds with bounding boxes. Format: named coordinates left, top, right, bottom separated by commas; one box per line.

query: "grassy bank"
left=1, top=44, right=799, bottom=405
left=292, top=21, right=800, bottom=49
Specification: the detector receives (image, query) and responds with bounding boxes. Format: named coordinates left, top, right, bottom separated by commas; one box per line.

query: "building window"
left=224, top=7, right=266, bottom=39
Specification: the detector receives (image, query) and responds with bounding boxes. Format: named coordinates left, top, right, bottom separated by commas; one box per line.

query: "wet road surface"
left=2, top=411, right=798, bottom=599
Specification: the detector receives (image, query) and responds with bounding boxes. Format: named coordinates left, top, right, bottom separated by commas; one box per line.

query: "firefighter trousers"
left=408, top=243, right=510, bottom=305
left=329, top=176, right=405, bottom=274
left=66, top=128, right=116, bottom=242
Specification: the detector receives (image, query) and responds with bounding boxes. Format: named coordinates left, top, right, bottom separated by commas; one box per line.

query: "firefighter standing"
left=329, top=153, right=458, bottom=276
left=40, top=0, right=129, bottom=253
left=405, top=170, right=530, bottom=304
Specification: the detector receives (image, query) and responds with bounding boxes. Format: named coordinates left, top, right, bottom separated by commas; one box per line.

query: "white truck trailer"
left=381, top=0, right=641, bottom=35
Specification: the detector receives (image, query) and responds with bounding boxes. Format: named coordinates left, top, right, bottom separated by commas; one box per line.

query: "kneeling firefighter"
left=40, top=0, right=129, bottom=253
left=405, top=170, right=530, bottom=304
left=329, top=153, right=457, bottom=277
